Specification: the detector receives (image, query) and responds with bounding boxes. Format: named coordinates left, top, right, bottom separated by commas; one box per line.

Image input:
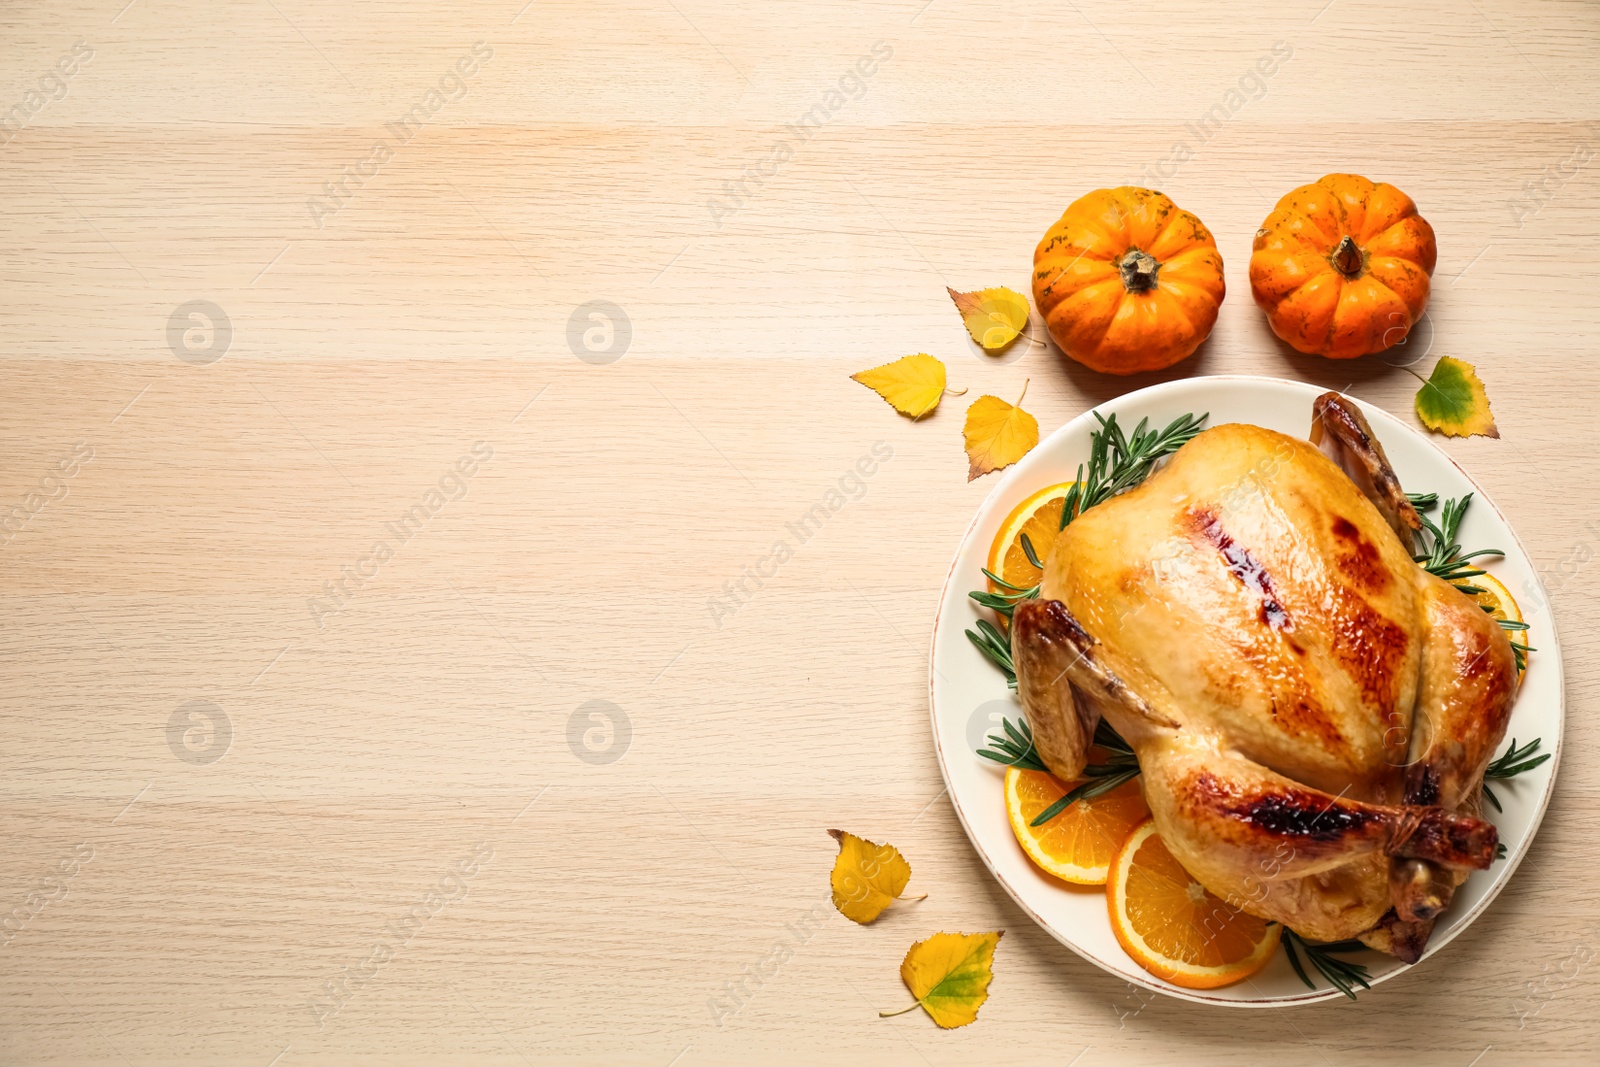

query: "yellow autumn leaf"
left=963, top=381, right=1039, bottom=481
left=881, top=931, right=1003, bottom=1029
left=1414, top=356, right=1500, bottom=439
left=851, top=354, right=952, bottom=419
left=949, top=286, right=1030, bottom=351
left=828, top=829, right=922, bottom=923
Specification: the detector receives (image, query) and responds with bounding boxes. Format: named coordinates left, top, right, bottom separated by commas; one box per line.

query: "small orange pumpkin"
left=1033, top=187, right=1225, bottom=376
left=1249, top=174, right=1437, bottom=359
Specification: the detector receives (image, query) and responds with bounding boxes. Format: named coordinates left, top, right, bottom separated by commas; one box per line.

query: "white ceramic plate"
left=928, top=375, right=1563, bottom=1007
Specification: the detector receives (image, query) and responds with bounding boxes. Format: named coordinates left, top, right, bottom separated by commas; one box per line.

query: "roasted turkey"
left=1012, top=392, right=1516, bottom=962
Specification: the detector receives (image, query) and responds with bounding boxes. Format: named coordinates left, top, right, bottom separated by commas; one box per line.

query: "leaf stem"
left=1019, top=318, right=1048, bottom=349
left=879, top=1002, right=921, bottom=1018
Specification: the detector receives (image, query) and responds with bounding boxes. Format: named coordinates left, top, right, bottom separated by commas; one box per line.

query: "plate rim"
left=926, top=373, right=1565, bottom=1008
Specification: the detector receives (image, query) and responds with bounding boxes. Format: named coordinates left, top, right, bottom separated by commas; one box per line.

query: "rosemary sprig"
left=977, top=718, right=1141, bottom=827
left=1411, top=493, right=1506, bottom=582
left=1486, top=736, right=1550, bottom=778
left=965, top=619, right=1016, bottom=689
left=1281, top=928, right=1372, bottom=1000
left=1481, top=736, right=1551, bottom=813
left=975, top=715, right=1046, bottom=772
left=1059, top=411, right=1209, bottom=531
left=1404, top=491, right=1438, bottom=510
left=1500, top=625, right=1533, bottom=673
left=1027, top=729, right=1139, bottom=827
left=1410, top=493, right=1534, bottom=671
left=967, top=539, right=1043, bottom=622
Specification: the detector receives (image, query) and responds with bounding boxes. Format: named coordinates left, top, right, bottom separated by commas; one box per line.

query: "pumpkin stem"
left=1331, top=235, right=1365, bottom=278
left=1118, top=249, right=1161, bottom=293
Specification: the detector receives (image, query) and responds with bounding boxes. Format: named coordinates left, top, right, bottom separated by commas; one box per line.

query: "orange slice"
left=1457, top=570, right=1521, bottom=626
left=987, top=482, right=1076, bottom=593
left=1454, top=571, right=1526, bottom=676
left=1107, top=818, right=1281, bottom=989
left=1004, top=763, right=1150, bottom=885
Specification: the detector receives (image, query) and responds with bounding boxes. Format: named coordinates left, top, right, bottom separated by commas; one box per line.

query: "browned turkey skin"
left=1012, top=393, right=1516, bottom=962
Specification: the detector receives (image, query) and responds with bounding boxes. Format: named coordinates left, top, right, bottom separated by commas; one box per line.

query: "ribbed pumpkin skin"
left=1032, top=187, right=1225, bottom=376
left=1249, top=174, right=1437, bottom=359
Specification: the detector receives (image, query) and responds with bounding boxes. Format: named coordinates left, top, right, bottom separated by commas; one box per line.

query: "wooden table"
left=3, top=1, right=1598, bottom=1062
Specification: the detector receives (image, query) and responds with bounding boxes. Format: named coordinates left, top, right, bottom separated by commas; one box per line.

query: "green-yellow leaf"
left=828, top=829, right=920, bottom=923
left=949, top=287, right=1030, bottom=351
left=1415, top=357, right=1499, bottom=439
left=882, top=931, right=1003, bottom=1029
left=852, top=354, right=950, bottom=419
left=963, top=380, right=1039, bottom=481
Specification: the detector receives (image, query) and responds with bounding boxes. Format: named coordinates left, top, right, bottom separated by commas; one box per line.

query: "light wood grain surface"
left=3, top=0, right=1600, bottom=1063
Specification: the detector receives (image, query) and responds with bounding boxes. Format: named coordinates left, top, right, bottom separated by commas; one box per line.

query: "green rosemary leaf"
left=978, top=745, right=1045, bottom=772
left=1027, top=764, right=1141, bottom=827
left=1019, top=532, right=1044, bottom=570
left=1026, top=791, right=1073, bottom=828
left=1072, top=764, right=1140, bottom=797
left=1094, top=718, right=1135, bottom=755
left=1059, top=468, right=1085, bottom=531
left=1481, top=737, right=1548, bottom=812
left=1485, top=737, right=1550, bottom=780
left=1415, top=493, right=1507, bottom=579
left=1282, top=929, right=1370, bottom=1000
left=980, top=733, right=1022, bottom=758
left=1437, top=566, right=1489, bottom=582
left=1002, top=716, right=1030, bottom=751
left=969, top=576, right=1042, bottom=621
left=977, top=716, right=1047, bottom=772
left=965, top=622, right=1016, bottom=688
left=980, top=567, right=1032, bottom=592
left=1282, top=929, right=1313, bottom=990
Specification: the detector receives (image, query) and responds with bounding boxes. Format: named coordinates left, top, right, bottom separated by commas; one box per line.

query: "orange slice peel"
left=1106, top=818, right=1282, bottom=989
